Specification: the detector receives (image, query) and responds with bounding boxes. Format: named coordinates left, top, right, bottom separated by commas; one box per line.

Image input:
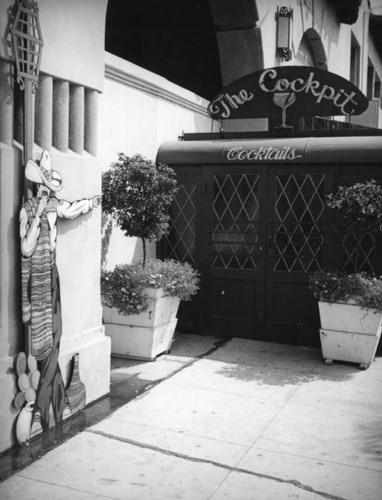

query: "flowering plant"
left=101, top=259, right=199, bottom=316
left=309, top=271, right=382, bottom=312
left=101, top=262, right=148, bottom=316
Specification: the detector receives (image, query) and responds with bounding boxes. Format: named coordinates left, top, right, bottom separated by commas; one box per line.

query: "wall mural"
left=14, top=150, right=101, bottom=444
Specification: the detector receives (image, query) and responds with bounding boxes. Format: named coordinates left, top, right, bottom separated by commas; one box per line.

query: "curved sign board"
left=208, top=66, right=369, bottom=123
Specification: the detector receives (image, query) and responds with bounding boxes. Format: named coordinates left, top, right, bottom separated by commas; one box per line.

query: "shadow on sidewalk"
left=194, top=337, right=365, bottom=387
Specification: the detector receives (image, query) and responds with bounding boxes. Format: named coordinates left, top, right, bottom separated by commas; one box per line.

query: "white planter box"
left=318, top=301, right=382, bottom=334
left=103, top=288, right=180, bottom=361
left=318, top=301, right=382, bottom=369
left=105, top=318, right=178, bottom=361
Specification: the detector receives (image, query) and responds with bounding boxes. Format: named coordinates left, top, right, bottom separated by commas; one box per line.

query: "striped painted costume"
left=22, top=198, right=54, bottom=360
left=20, top=194, right=93, bottom=430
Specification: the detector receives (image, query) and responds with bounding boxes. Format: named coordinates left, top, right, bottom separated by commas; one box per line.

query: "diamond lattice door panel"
left=273, top=173, right=326, bottom=273
left=166, top=184, right=197, bottom=264
left=207, top=170, right=266, bottom=338
left=159, top=167, right=203, bottom=333
left=341, top=233, right=377, bottom=274
left=266, top=171, right=327, bottom=345
left=211, top=173, right=260, bottom=270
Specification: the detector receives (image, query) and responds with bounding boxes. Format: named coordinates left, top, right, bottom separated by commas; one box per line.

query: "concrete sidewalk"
left=1, top=333, right=382, bottom=499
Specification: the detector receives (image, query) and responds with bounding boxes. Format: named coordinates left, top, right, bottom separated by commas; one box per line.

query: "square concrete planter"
left=318, top=301, right=382, bottom=369
left=103, top=288, right=180, bottom=361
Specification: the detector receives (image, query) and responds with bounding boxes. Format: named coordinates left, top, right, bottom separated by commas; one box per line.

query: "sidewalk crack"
left=87, top=429, right=346, bottom=500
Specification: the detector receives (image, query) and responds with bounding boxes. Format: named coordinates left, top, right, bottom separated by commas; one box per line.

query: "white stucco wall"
left=98, top=53, right=219, bottom=271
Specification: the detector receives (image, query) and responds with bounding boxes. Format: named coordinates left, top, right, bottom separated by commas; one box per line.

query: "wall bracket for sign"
left=207, top=66, right=369, bottom=130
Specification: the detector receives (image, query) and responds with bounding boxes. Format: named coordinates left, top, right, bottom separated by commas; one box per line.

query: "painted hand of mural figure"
left=18, top=149, right=100, bottom=440
left=92, top=195, right=102, bottom=208
left=37, top=194, right=48, bottom=216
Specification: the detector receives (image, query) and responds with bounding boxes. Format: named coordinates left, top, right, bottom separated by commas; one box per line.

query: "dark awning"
left=157, top=136, right=382, bottom=165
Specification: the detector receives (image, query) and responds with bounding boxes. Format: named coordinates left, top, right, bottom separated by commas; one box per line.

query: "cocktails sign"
left=225, top=145, right=302, bottom=161
left=208, top=66, right=368, bottom=128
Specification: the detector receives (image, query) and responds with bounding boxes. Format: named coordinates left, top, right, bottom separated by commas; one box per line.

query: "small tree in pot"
left=309, top=179, right=382, bottom=369
left=102, top=153, right=178, bottom=266
left=101, top=153, right=199, bottom=361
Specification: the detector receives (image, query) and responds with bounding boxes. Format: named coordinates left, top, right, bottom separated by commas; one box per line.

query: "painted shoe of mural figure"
left=66, top=353, right=86, bottom=414
left=16, top=402, right=34, bottom=444
left=63, top=405, right=72, bottom=419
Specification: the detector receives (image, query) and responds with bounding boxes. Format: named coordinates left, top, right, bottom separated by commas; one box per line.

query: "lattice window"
left=165, top=184, right=197, bottom=263
left=273, top=174, right=325, bottom=272
left=341, top=232, right=377, bottom=274
left=211, top=174, right=259, bottom=270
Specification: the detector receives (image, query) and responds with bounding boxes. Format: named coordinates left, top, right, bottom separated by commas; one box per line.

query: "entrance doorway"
left=159, top=160, right=381, bottom=345
left=209, top=165, right=331, bottom=345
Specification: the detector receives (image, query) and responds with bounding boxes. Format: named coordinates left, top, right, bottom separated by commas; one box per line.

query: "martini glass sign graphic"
left=273, top=92, right=296, bottom=129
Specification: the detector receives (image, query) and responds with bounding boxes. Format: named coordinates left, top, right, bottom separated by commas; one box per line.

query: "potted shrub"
left=309, top=180, right=382, bottom=369
left=101, top=153, right=199, bottom=360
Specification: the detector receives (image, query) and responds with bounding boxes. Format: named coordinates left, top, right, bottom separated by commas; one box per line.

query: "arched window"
left=296, top=29, right=327, bottom=69
left=296, top=30, right=329, bottom=130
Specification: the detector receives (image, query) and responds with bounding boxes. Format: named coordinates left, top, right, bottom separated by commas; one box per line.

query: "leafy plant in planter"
left=310, top=271, right=382, bottom=313
left=101, top=153, right=200, bottom=360
left=101, top=259, right=199, bottom=316
left=309, top=180, right=382, bottom=369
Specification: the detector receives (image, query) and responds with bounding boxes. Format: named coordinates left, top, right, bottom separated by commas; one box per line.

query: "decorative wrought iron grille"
left=273, top=173, right=325, bottom=272
left=11, top=0, right=43, bottom=92
left=166, top=184, right=197, bottom=263
left=211, top=174, right=259, bottom=270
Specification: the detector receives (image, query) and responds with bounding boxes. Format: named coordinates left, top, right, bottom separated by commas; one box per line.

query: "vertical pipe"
left=35, top=74, right=53, bottom=151
left=53, top=80, right=69, bottom=152
left=23, top=79, right=34, bottom=197
left=23, top=81, right=34, bottom=163
left=69, top=85, right=84, bottom=154
left=85, top=89, right=98, bottom=156
left=14, top=84, right=24, bottom=145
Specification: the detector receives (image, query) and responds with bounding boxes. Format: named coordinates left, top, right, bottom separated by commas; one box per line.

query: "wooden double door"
left=159, top=163, right=380, bottom=345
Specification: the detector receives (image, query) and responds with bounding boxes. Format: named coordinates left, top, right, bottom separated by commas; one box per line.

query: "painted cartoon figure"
left=19, top=150, right=101, bottom=436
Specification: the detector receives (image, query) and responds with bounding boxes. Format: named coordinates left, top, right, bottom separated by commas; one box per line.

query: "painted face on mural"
left=37, top=184, right=51, bottom=198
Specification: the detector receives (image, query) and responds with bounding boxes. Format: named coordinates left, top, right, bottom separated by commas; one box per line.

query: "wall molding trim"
left=105, top=55, right=210, bottom=117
